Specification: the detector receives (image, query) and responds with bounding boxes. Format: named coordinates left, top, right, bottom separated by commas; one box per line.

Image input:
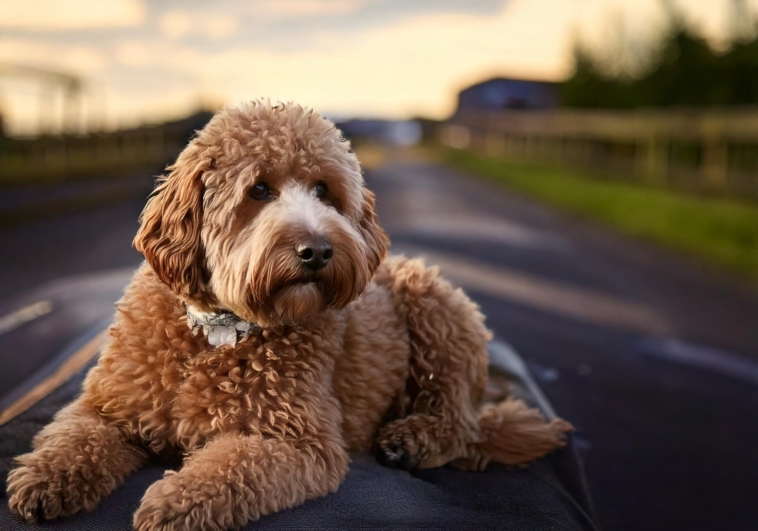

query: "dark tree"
left=561, top=1, right=758, bottom=108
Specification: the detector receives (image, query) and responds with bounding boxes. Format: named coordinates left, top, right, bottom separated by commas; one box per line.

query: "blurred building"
left=338, top=119, right=421, bottom=146
left=455, top=77, right=559, bottom=114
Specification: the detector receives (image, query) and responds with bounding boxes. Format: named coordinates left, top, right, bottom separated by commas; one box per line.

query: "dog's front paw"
left=134, top=473, right=191, bottom=531
left=134, top=471, right=241, bottom=531
left=375, top=417, right=429, bottom=470
left=7, top=458, right=87, bottom=521
left=7, top=464, right=55, bottom=521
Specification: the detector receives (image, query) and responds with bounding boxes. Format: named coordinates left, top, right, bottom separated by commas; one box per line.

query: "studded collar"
left=186, top=305, right=259, bottom=347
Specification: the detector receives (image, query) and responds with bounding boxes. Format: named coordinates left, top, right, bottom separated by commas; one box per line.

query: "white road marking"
left=0, top=300, right=53, bottom=336
left=395, top=244, right=670, bottom=335
left=415, top=245, right=758, bottom=383
left=637, top=337, right=758, bottom=385
left=397, top=216, right=566, bottom=251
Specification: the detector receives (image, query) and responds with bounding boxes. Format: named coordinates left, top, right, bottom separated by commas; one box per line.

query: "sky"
left=0, top=0, right=755, bottom=135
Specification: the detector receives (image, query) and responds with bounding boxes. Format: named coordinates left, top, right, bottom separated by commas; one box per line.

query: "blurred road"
left=0, top=200, right=145, bottom=406
left=0, top=158, right=757, bottom=531
left=370, top=158, right=758, bottom=531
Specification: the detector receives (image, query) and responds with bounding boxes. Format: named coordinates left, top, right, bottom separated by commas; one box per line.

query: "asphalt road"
left=370, top=159, right=758, bottom=531
left=0, top=200, right=145, bottom=404
left=0, top=158, right=757, bottom=531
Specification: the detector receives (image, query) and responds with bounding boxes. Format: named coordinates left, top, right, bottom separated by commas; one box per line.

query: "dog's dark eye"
left=314, top=182, right=327, bottom=199
left=250, top=182, right=270, bottom=201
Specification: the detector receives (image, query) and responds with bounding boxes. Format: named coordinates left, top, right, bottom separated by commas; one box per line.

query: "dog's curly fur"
left=6, top=102, right=573, bottom=531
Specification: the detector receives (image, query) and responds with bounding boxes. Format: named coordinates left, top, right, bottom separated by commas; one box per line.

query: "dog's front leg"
left=7, top=398, right=148, bottom=521
left=133, top=431, right=349, bottom=531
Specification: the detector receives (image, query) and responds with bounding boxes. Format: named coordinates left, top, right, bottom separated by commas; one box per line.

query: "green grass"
left=443, top=149, right=758, bottom=280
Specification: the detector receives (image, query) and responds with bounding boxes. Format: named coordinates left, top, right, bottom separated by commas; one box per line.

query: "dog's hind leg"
left=374, top=257, right=492, bottom=469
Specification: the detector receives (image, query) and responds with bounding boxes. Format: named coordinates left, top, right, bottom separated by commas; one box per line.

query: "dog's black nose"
left=296, top=239, right=333, bottom=270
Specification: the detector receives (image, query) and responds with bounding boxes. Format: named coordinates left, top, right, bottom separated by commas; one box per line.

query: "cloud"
left=4, top=0, right=758, bottom=135
left=159, top=10, right=238, bottom=40
left=108, top=0, right=572, bottom=121
left=158, top=11, right=193, bottom=40
left=0, top=39, right=106, bottom=74
left=224, top=0, right=509, bottom=50
left=0, top=0, right=575, bottom=134
left=113, top=40, right=155, bottom=67
left=205, top=15, right=239, bottom=39
left=236, top=0, right=505, bottom=20
left=250, top=0, right=367, bottom=17
left=0, top=0, right=146, bottom=30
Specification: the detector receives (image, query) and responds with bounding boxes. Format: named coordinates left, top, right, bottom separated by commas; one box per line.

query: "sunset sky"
left=0, top=0, right=754, bottom=135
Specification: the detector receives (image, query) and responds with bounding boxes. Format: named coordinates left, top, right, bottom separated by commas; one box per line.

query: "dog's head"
left=134, top=102, right=389, bottom=326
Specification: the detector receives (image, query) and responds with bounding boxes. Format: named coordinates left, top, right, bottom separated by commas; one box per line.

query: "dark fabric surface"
left=0, top=358, right=599, bottom=531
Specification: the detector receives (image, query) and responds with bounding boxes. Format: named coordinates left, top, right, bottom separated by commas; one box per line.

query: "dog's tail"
left=456, top=398, right=575, bottom=471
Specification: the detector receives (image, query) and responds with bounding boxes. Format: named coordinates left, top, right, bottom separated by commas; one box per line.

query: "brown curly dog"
left=6, top=102, right=572, bottom=531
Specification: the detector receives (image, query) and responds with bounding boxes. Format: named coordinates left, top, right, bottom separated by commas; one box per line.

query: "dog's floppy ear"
left=134, top=144, right=208, bottom=300
left=358, top=188, right=390, bottom=275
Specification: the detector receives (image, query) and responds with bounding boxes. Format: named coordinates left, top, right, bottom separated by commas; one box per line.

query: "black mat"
left=0, top=346, right=598, bottom=530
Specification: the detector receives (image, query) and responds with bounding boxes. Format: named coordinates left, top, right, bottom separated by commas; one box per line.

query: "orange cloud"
left=0, top=0, right=145, bottom=30
left=3, top=0, right=758, bottom=135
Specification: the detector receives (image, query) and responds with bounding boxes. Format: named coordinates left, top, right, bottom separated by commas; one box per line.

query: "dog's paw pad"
left=23, top=503, right=43, bottom=522
left=378, top=442, right=419, bottom=468
left=9, top=483, right=63, bottom=522
left=11, top=492, right=44, bottom=522
left=376, top=422, right=425, bottom=469
left=7, top=466, right=63, bottom=522
left=380, top=446, right=421, bottom=469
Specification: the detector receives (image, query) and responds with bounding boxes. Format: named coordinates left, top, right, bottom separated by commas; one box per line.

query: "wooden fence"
left=441, top=108, right=758, bottom=199
left=0, top=111, right=213, bottom=186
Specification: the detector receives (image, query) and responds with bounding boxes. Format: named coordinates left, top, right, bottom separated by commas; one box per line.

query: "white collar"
left=186, top=304, right=259, bottom=347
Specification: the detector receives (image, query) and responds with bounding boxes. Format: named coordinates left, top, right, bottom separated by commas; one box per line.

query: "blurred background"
left=1, top=1, right=757, bottom=530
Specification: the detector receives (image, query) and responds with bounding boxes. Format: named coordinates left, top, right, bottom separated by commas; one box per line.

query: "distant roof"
left=462, top=76, right=558, bottom=90
left=455, top=77, right=559, bottom=113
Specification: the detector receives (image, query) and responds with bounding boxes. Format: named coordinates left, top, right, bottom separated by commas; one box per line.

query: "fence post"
left=485, top=133, right=505, bottom=156
left=702, top=138, right=728, bottom=188
left=637, top=135, right=668, bottom=184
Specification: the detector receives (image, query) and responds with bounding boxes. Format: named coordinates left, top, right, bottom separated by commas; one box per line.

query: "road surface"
left=0, top=158, right=756, bottom=531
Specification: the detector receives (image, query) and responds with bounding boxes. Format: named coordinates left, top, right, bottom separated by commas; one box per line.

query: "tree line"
left=561, top=1, right=758, bottom=108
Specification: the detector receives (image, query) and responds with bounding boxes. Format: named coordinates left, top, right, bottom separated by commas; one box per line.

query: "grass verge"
left=443, top=148, right=758, bottom=280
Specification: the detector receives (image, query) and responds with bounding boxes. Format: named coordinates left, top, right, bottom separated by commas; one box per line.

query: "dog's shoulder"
left=116, top=262, right=187, bottom=324
left=96, top=262, right=203, bottom=369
